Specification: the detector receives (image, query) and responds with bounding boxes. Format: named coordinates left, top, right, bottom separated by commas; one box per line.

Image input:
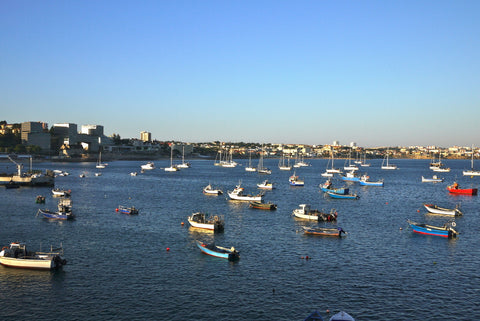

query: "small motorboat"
left=0, top=242, right=67, bottom=270
left=407, top=220, right=458, bottom=238
left=422, top=175, right=443, bottom=183
left=195, top=240, right=239, bottom=261
left=130, top=172, right=138, bottom=176
left=227, top=183, right=263, bottom=201
left=359, top=175, right=384, bottom=187
left=423, top=203, right=462, bottom=216
left=37, top=198, right=74, bottom=220
left=289, top=172, right=305, bottom=186
left=52, top=188, right=71, bottom=197
left=447, top=182, right=478, bottom=195
left=188, top=212, right=224, bottom=231
left=341, top=170, right=361, bottom=182
left=320, top=180, right=349, bottom=195
left=140, top=162, right=155, bottom=170
left=116, top=205, right=139, bottom=215
left=326, top=191, right=359, bottom=200
left=249, top=201, right=277, bottom=210
left=257, top=180, right=274, bottom=189
left=303, top=226, right=346, bottom=237
left=203, top=184, right=223, bottom=195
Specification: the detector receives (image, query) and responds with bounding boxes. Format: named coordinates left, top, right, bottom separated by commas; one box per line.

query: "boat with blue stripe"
left=326, top=191, right=359, bottom=200
left=195, top=240, right=240, bottom=261
left=407, top=220, right=458, bottom=238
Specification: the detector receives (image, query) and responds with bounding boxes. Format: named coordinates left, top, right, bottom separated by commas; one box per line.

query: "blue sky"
left=1, top=0, right=479, bottom=147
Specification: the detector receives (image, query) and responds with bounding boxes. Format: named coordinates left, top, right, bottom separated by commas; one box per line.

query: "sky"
left=1, top=0, right=479, bottom=147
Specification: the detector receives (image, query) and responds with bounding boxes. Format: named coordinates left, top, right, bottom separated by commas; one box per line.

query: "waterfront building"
left=140, top=131, right=151, bottom=142
left=21, top=121, right=51, bottom=151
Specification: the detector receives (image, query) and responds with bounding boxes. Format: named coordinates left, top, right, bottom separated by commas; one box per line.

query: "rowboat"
left=407, top=220, right=458, bottom=238
left=293, top=204, right=337, bottom=221
left=326, top=191, right=359, bottom=200
left=195, top=240, right=239, bottom=261
left=203, top=184, right=223, bottom=195
left=447, top=182, right=478, bottom=195
left=359, top=175, right=384, bottom=186
left=304, top=310, right=324, bottom=321
left=188, top=212, right=224, bottom=231
left=249, top=201, right=277, bottom=210
left=0, top=242, right=67, bottom=270
left=329, top=311, right=355, bottom=321
left=303, top=226, right=346, bottom=237
left=37, top=198, right=74, bottom=220
left=228, top=183, right=263, bottom=201
left=421, top=175, right=443, bottom=183
left=116, top=205, right=139, bottom=215
left=423, top=203, right=462, bottom=216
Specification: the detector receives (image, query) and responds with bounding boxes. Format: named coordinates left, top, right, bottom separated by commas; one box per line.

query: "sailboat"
left=96, top=151, right=107, bottom=169
left=176, top=146, right=191, bottom=169
left=432, top=153, right=450, bottom=172
left=257, top=146, right=271, bottom=174
left=381, top=148, right=398, bottom=170
left=165, top=144, right=179, bottom=172
left=344, top=150, right=359, bottom=171
left=326, top=150, right=342, bottom=173
left=278, top=153, right=292, bottom=171
left=245, top=150, right=257, bottom=172
left=360, top=153, right=371, bottom=167
left=463, top=145, right=480, bottom=176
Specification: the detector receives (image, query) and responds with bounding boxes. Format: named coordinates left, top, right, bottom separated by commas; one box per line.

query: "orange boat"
left=447, top=182, right=478, bottom=195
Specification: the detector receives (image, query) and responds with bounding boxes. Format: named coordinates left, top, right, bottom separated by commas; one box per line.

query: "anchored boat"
left=195, top=240, right=239, bottom=261
left=0, top=242, right=67, bottom=270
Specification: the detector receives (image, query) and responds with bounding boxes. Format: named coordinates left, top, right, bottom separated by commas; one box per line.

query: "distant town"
left=0, top=120, right=478, bottom=161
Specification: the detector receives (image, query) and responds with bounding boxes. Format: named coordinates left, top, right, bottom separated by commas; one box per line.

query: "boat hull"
left=38, top=209, right=74, bottom=220
left=447, top=186, right=478, bottom=195
left=359, top=180, right=384, bottom=186
left=249, top=201, right=277, bottom=210
left=408, top=221, right=457, bottom=238
left=303, top=227, right=345, bottom=237
left=195, top=241, right=239, bottom=261
left=423, top=204, right=462, bottom=216
left=326, top=191, right=359, bottom=199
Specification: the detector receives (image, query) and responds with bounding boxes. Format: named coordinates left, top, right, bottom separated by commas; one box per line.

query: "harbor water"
left=1, top=158, right=479, bottom=320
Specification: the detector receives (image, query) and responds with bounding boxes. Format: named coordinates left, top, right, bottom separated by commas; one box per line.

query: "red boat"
left=447, top=182, right=478, bottom=195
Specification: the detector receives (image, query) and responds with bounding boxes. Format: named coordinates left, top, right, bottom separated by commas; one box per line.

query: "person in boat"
left=453, top=182, right=459, bottom=189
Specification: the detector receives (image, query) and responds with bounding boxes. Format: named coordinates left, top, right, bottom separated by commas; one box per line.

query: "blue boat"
left=195, top=240, right=240, bottom=261
left=304, top=310, right=324, bottom=321
left=320, top=180, right=349, bottom=195
left=326, top=191, right=359, bottom=200
left=359, top=175, right=384, bottom=186
left=407, top=220, right=458, bottom=238
left=37, top=198, right=74, bottom=220
left=341, top=170, right=361, bottom=182
left=116, top=205, right=139, bottom=215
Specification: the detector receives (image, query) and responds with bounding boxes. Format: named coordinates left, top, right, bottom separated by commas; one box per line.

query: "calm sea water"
left=1, top=158, right=479, bottom=320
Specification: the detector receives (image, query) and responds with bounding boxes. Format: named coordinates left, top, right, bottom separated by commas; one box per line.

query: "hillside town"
left=0, top=120, right=478, bottom=161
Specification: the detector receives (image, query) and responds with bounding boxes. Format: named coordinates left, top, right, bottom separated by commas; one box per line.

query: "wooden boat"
left=203, top=184, right=223, bottom=195
left=447, top=182, right=478, bottom=195
left=52, top=188, right=71, bottom=197
left=37, top=198, right=74, bottom=220
left=257, top=180, right=274, bottom=189
left=0, top=242, right=67, bottom=270
left=303, top=226, right=346, bottom=237
left=228, top=183, right=263, bottom=201
left=421, top=175, right=443, bottom=183
left=320, top=180, right=349, bottom=195
left=408, top=220, right=458, bottom=238
left=359, top=175, right=384, bottom=186
left=304, top=310, right=324, bottom=321
left=329, top=311, right=355, bottom=321
left=116, top=205, right=139, bottom=215
left=195, top=240, right=239, bottom=261
left=326, top=191, right=359, bottom=200
left=188, top=212, right=224, bottom=231
left=424, top=203, right=462, bottom=216
left=289, top=172, right=305, bottom=186
left=293, top=204, right=337, bottom=221
left=249, top=201, right=277, bottom=210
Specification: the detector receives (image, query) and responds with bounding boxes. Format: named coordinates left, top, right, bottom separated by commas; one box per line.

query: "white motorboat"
left=257, top=180, right=274, bottom=189
left=203, top=184, right=223, bottom=195
left=141, top=162, right=155, bottom=170
left=423, top=203, right=462, bottom=216
left=227, top=183, right=263, bottom=201
left=421, top=175, right=443, bottom=183
left=188, top=212, right=224, bottom=231
left=0, top=242, right=67, bottom=270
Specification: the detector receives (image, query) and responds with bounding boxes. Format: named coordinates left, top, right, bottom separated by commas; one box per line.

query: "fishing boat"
left=257, top=180, right=274, bottom=189
left=320, top=180, right=349, bottom=195
left=116, top=205, right=139, bottom=215
left=0, top=242, right=67, bottom=270
left=195, top=240, right=239, bottom=261
left=421, top=175, right=443, bottom=183
left=289, top=172, right=305, bottom=186
left=326, top=191, right=359, bottom=200
left=359, top=174, right=384, bottom=186
left=249, top=201, right=277, bottom=210
left=140, top=162, right=155, bottom=170
left=341, top=170, right=361, bottom=182
left=52, top=188, right=71, bottom=197
left=304, top=310, right=324, bottom=321
left=463, top=145, right=480, bottom=176
left=423, top=203, right=462, bottom=216
left=303, top=226, right=346, bottom=237
left=447, top=182, right=478, bottom=195
left=203, top=184, right=223, bottom=195
left=407, top=220, right=458, bottom=238
left=188, top=212, right=224, bottom=231
left=37, top=198, right=74, bottom=220
left=292, top=204, right=337, bottom=221
left=228, top=183, right=263, bottom=201
left=381, top=148, right=398, bottom=170
left=329, top=311, right=355, bottom=321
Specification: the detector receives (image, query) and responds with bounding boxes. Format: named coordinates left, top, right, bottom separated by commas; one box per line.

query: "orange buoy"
left=181, top=222, right=185, bottom=226
left=166, top=247, right=170, bottom=251
left=115, top=208, right=119, bottom=212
